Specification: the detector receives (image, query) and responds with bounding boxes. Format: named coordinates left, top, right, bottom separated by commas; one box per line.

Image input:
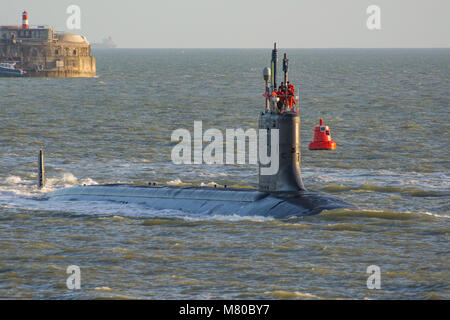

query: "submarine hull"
left=47, top=184, right=354, bottom=218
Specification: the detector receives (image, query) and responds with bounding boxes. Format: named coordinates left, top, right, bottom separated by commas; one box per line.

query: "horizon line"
left=94, top=47, right=450, bottom=50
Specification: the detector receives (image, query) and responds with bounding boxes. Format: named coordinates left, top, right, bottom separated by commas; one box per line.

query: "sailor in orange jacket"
left=287, top=82, right=294, bottom=92
left=286, top=82, right=296, bottom=109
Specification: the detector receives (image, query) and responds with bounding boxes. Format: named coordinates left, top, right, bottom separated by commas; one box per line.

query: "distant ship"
left=91, top=36, right=117, bottom=49
left=0, top=62, right=26, bottom=76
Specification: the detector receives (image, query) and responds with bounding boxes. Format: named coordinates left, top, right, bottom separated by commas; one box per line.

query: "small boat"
left=0, top=62, right=26, bottom=77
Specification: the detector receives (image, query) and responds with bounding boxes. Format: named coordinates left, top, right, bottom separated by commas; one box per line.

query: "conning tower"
left=258, top=43, right=305, bottom=192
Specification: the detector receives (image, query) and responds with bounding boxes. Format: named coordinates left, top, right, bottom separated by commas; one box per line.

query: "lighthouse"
left=22, top=11, right=29, bottom=29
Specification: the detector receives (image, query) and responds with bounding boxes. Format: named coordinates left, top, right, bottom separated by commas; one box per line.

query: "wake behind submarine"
left=46, top=44, right=354, bottom=218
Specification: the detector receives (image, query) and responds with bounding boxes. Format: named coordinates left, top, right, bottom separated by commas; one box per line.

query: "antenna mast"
left=271, top=43, right=278, bottom=91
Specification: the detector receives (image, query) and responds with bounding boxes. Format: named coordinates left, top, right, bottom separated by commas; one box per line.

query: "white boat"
left=0, top=62, right=26, bottom=77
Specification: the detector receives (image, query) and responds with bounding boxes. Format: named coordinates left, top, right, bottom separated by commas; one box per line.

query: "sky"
left=2, top=0, right=449, bottom=48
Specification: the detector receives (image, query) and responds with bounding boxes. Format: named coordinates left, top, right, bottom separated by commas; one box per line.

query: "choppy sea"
left=0, top=49, right=448, bottom=299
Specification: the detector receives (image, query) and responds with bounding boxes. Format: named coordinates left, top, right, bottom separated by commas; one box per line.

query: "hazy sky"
left=2, top=0, right=449, bottom=48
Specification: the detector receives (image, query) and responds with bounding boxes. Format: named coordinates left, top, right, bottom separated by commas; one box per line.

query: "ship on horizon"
left=91, top=36, right=117, bottom=49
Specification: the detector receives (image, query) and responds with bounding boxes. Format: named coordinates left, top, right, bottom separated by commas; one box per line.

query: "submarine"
left=46, top=44, right=354, bottom=218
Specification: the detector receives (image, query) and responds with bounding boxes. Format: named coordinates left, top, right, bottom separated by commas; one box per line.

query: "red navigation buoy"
left=308, top=118, right=336, bottom=150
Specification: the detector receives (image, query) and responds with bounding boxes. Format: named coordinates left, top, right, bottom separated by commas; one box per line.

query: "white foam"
left=182, top=214, right=274, bottom=223
left=80, top=178, right=98, bottom=186
left=199, top=172, right=229, bottom=178
left=200, top=181, right=222, bottom=187
left=167, top=178, right=183, bottom=185
left=422, top=211, right=450, bottom=219
left=5, top=175, right=22, bottom=184
left=0, top=172, right=87, bottom=200
left=62, top=173, right=78, bottom=184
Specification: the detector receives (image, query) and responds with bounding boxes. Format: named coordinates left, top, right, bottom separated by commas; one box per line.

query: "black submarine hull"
left=48, top=184, right=354, bottom=218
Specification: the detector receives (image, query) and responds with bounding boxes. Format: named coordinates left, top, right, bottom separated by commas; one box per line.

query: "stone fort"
left=0, top=11, right=96, bottom=77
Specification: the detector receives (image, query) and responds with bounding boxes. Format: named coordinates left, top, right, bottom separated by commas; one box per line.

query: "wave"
left=319, top=208, right=449, bottom=220
left=0, top=173, right=98, bottom=195
left=308, top=168, right=449, bottom=192
left=265, top=290, right=321, bottom=299
left=321, top=183, right=449, bottom=197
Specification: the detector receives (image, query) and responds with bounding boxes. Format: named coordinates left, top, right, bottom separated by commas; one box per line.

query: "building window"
left=55, top=49, right=59, bottom=55
left=73, top=50, right=77, bottom=55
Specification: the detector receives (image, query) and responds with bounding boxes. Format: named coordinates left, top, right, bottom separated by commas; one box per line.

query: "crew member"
left=287, top=81, right=294, bottom=92
left=286, top=82, right=296, bottom=109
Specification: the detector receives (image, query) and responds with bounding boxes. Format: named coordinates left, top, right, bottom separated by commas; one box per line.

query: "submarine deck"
left=48, top=184, right=354, bottom=218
